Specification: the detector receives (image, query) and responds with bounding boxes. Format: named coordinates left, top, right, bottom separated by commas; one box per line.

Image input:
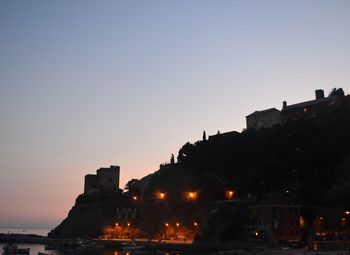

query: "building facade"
left=281, top=89, right=338, bottom=121
left=246, top=89, right=342, bottom=130
left=248, top=204, right=302, bottom=242
left=246, top=108, right=281, bottom=130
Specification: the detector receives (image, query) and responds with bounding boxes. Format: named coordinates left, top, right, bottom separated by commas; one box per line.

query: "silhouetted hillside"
left=168, top=95, right=350, bottom=207
left=50, top=94, right=350, bottom=239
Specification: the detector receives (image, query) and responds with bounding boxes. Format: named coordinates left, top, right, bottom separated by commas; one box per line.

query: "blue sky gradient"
left=0, top=0, right=349, bottom=227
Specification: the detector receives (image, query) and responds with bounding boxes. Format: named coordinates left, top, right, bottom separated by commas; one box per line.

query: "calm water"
left=0, top=243, right=193, bottom=255
left=0, top=227, right=51, bottom=236
left=0, top=243, right=58, bottom=255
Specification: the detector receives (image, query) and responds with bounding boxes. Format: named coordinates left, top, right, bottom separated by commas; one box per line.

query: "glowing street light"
left=115, top=223, right=119, bottom=227
left=225, top=190, right=235, bottom=200
left=176, top=222, right=180, bottom=227
left=165, top=223, right=169, bottom=227
left=194, top=222, right=198, bottom=227
left=187, top=191, right=198, bottom=201
left=345, top=210, right=350, bottom=215
left=127, top=223, right=131, bottom=227
left=132, top=196, right=138, bottom=201
left=156, top=192, right=166, bottom=200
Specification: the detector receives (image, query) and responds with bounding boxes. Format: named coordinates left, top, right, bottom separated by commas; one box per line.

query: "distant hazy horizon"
left=0, top=226, right=51, bottom=236
left=1, top=0, right=349, bottom=227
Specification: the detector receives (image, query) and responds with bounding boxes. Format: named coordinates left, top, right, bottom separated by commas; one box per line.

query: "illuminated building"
left=248, top=204, right=302, bottom=242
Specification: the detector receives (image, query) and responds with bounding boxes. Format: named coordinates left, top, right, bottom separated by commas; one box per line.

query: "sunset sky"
left=0, top=0, right=349, bottom=228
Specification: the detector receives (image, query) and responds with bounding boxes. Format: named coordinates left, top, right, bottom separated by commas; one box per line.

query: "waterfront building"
left=248, top=204, right=302, bottom=242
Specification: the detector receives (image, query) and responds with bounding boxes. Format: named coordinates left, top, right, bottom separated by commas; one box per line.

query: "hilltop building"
left=246, top=108, right=281, bottom=130
left=281, top=89, right=338, bottom=121
left=208, top=131, right=240, bottom=140
left=84, top=165, right=120, bottom=195
left=246, top=89, right=341, bottom=130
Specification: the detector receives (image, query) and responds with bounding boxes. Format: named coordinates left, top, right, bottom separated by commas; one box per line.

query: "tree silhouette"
left=124, top=179, right=139, bottom=191
left=329, top=87, right=345, bottom=97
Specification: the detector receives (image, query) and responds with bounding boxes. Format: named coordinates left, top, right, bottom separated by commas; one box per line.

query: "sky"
left=0, top=0, right=349, bottom=228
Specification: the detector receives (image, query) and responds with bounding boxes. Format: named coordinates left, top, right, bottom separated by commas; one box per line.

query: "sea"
left=0, top=227, right=190, bottom=254
left=0, top=227, right=188, bottom=254
left=0, top=228, right=347, bottom=255
left=0, top=227, right=51, bottom=236
left=0, top=243, right=188, bottom=255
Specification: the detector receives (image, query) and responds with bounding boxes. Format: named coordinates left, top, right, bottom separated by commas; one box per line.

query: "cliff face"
left=49, top=203, right=112, bottom=238
left=49, top=191, right=126, bottom=238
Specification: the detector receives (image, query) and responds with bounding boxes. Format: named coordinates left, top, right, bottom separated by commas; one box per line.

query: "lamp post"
left=156, top=192, right=166, bottom=200
left=225, top=190, right=235, bottom=200
left=187, top=191, right=198, bottom=201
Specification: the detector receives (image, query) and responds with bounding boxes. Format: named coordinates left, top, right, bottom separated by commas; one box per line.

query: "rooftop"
left=283, top=96, right=337, bottom=110
left=246, top=108, right=280, bottom=117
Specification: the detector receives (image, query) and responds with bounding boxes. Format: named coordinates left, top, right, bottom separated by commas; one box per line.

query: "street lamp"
left=225, top=190, right=235, bottom=200
left=156, top=192, right=166, bottom=200
left=132, top=196, right=138, bottom=201
left=187, top=191, right=198, bottom=201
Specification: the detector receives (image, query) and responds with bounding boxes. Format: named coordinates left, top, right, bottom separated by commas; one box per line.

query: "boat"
left=2, top=243, right=30, bottom=255
left=128, top=251, right=153, bottom=255
left=122, top=242, right=145, bottom=251
left=215, top=251, right=239, bottom=255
